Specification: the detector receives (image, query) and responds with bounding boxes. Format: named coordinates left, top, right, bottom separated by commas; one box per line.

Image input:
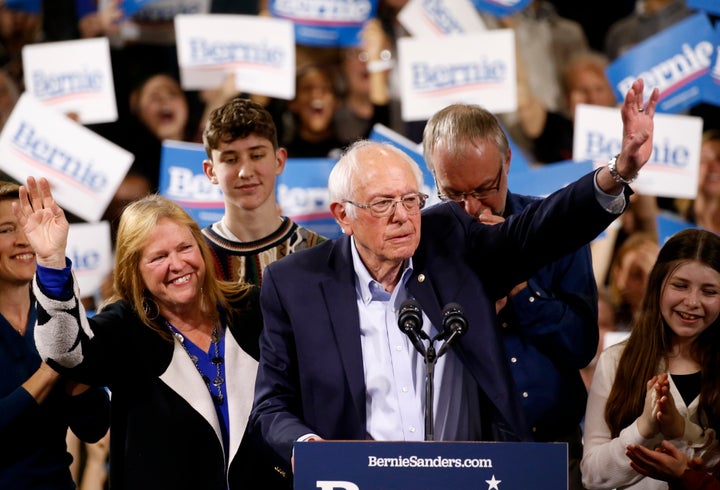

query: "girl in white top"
left=582, top=228, right=720, bottom=489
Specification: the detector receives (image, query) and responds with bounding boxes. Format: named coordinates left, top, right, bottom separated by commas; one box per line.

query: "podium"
left=294, top=441, right=567, bottom=490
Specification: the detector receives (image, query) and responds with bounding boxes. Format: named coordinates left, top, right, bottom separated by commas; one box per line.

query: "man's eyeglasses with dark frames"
left=344, top=193, right=429, bottom=218
left=436, top=164, right=504, bottom=203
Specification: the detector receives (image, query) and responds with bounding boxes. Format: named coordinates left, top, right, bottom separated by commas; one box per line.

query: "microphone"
left=398, top=299, right=427, bottom=356
left=436, top=303, right=468, bottom=358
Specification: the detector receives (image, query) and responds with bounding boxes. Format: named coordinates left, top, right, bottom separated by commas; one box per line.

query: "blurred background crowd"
left=0, top=0, right=718, bottom=488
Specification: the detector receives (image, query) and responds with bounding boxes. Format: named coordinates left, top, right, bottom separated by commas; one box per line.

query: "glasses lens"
left=471, top=188, right=497, bottom=200
left=441, top=193, right=464, bottom=203
left=370, top=199, right=393, bottom=216
left=402, top=195, right=419, bottom=210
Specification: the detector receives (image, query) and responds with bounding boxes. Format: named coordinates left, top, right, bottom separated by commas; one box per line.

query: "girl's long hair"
left=605, top=228, right=720, bottom=436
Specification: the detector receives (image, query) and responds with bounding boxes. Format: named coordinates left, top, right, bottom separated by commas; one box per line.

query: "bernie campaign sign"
left=470, top=0, right=531, bottom=17
left=606, top=13, right=718, bottom=115
left=269, top=0, right=378, bottom=47
left=688, top=0, right=720, bottom=17
left=397, top=0, right=486, bottom=37
left=159, top=140, right=224, bottom=230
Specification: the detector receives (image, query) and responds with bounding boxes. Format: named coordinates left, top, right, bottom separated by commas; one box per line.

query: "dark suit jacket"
left=34, top=281, right=281, bottom=490
left=250, top=171, right=625, bottom=479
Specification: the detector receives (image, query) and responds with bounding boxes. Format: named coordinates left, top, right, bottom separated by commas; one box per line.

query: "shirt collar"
left=350, top=236, right=414, bottom=305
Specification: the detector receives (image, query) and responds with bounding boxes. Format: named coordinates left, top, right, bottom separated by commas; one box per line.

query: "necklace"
left=169, top=323, right=225, bottom=406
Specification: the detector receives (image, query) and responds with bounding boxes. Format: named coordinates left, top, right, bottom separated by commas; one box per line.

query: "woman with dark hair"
left=582, top=228, right=720, bottom=489
left=0, top=180, right=110, bottom=489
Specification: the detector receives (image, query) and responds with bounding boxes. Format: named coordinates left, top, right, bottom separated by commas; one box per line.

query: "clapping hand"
left=637, top=373, right=685, bottom=440
left=12, top=176, right=69, bottom=269
left=656, top=373, right=684, bottom=439
left=627, top=440, right=702, bottom=483
left=638, top=375, right=662, bottom=438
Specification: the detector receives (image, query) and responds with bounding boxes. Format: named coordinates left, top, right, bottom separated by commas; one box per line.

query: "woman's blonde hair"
left=106, top=194, right=251, bottom=340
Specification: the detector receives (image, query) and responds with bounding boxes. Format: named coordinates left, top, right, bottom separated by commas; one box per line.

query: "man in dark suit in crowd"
left=423, top=103, right=599, bottom=490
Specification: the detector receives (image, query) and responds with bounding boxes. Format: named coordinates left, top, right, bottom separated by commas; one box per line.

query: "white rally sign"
left=22, top=37, right=118, bottom=124
left=397, top=0, right=486, bottom=37
left=175, top=14, right=296, bottom=99
left=573, top=104, right=703, bottom=199
left=0, top=93, right=134, bottom=222
left=67, top=221, right=113, bottom=300
left=397, top=29, right=516, bottom=121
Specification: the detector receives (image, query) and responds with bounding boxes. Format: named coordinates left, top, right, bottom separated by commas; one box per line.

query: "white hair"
left=328, top=140, right=424, bottom=219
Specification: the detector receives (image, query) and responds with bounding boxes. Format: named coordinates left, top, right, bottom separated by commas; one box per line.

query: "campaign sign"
left=294, top=440, right=567, bottom=490
left=0, top=93, right=133, bottom=222
left=158, top=140, right=224, bottom=230
left=657, top=211, right=697, bottom=245
left=83, top=0, right=164, bottom=18
left=397, top=30, right=516, bottom=121
left=22, top=38, right=118, bottom=125
left=470, top=0, right=531, bottom=17
left=507, top=141, right=532, bottom=173
left=508, top=160, right=594, bottom=198
left=397, top=0, right=486, bottom=38
left=368, top=124, right=439, bottom=206
left=130, top=0, right=209, bottom=20
left=269, top=0, right=377, bottom=48
left=4, top=0, right=41, bottom=13
left=122, top=0, right=164, bottom=17
left=573, top=104, right=703, bottom=199
left=606, top=13, right=717, bottom=114
left=175, top=14, right=296, bottom=99
left=701, top=23, right=720, bottom=106
left=67, top=222, right=112, bottom=300
left=688, top=0, right=720, bottom=16
left=277, top=158, right=340, bottom=239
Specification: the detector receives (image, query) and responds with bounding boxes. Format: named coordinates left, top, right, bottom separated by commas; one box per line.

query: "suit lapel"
left=321, top=236, right=367, bottom=422
left=224, top=327, right=258, bottom=464
left=159, top=337, right=224, bottom=452
left=407, top=246, right=448, bottom=328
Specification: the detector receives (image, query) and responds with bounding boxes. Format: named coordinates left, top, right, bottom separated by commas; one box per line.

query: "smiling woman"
left=582, top=228, right=720, bottom=490
left=0, top=180, right=110, bottom=490
left=13, top=176, right=283, bottom=490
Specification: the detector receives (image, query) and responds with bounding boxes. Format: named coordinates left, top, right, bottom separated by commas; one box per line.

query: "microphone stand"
left=398, top=300, right=467, bottom=442
left=423, top=329, right=465, bottom=440
left=424, top=344, right=437, bottom=441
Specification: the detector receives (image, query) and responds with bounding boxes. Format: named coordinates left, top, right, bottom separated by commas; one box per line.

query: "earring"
left=142, top=297, right=159, bottom=321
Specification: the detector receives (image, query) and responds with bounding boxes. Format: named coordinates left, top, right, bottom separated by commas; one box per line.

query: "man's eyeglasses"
left=437, top=165, right=504, bottom=203
left=344, top=193, right=429, bottom=218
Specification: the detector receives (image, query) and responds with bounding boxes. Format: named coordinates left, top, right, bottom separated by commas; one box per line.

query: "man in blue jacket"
left=423, top=103, right=597, bottom=490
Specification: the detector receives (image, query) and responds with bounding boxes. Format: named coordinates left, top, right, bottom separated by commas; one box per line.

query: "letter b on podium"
left=316, top=482, right=359, bottom=490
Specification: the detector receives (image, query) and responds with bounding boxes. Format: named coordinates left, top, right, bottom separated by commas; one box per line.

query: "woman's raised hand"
left=13, top=176, right=69, bottom=269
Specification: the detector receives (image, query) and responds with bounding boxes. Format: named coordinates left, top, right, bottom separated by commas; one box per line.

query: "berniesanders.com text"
left=368, top=455, right=492, bottom=469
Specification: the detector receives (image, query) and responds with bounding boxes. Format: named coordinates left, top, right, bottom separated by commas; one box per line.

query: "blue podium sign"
left=294, top=441, right=567, bottom=490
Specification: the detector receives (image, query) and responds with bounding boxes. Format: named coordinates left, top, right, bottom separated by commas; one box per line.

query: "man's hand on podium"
left=293, top=435, right=326, bottom=473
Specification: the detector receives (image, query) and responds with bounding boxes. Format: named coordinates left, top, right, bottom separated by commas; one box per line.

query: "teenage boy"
left=202, top=97, right=326, bottom=286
